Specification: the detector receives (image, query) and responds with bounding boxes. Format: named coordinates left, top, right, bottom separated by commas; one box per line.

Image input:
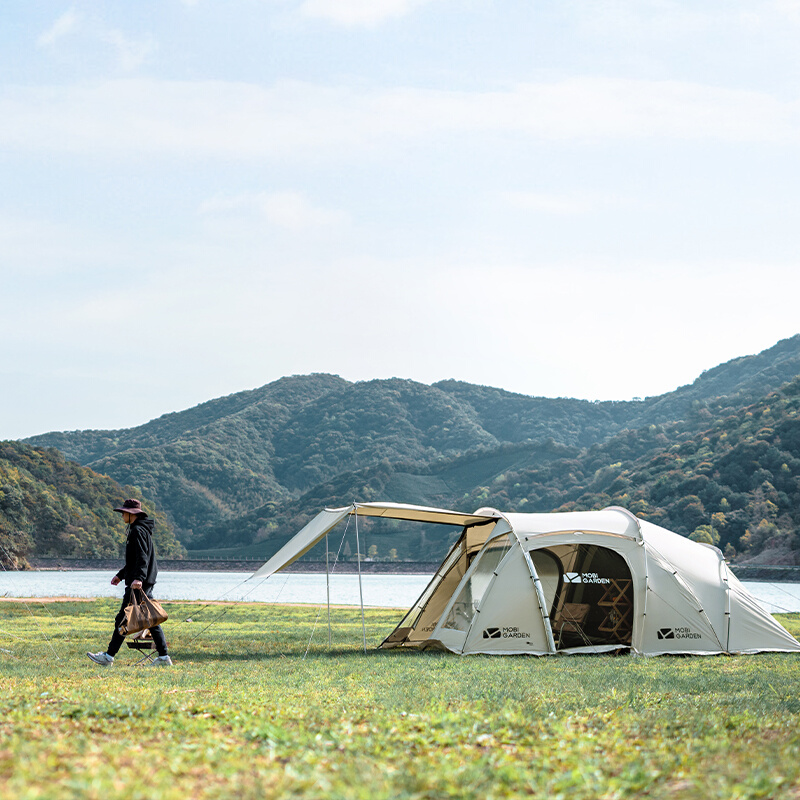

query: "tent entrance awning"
left=251, top=502, right=500, bottom=581
left=348, top=502, right=499, bottom=527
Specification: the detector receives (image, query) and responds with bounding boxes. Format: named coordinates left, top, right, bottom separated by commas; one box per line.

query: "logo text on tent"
left=483, top=626, right=530, bottom=640
left=658, top=627, right=701, bottom=640
left=563, top=572, right=610, bottom=584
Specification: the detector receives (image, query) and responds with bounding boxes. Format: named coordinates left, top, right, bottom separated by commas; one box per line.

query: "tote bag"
left=118, top=588, right=169, bottom=636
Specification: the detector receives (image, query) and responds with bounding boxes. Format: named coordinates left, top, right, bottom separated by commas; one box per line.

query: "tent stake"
left=354, top=507, right=367, bottom=654
left=325, top=532, right=332, bottom=648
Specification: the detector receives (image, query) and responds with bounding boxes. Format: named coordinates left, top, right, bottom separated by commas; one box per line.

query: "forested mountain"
left=462, top=376, right=800, bottom=563
left=212, top=378, right=800, bottom=563
left=0, top=441, right=184, bottom=568
left=22, top=335, right=800, bottom=563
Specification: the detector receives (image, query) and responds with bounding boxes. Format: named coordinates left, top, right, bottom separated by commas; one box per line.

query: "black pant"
left=107, top=585, right=168, bottom=657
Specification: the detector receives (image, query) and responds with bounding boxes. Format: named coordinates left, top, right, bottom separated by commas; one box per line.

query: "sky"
left=2, top=1, right=800, bottom=439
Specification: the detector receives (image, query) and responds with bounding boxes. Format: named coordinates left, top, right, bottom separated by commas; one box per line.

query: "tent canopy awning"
left=250, top=502, right=499, bottom=580
left=349, top=501, right=499, bottom=527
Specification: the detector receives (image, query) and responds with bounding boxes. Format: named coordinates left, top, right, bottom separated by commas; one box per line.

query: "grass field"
left=2, top=597, right=800, bottom=799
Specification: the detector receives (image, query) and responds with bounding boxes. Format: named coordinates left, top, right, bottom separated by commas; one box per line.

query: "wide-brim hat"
left=113, top=498, right=147, bottom=517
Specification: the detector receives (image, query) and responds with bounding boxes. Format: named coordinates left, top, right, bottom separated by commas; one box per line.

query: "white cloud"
left=37, top=8, right=80, bottom=47
left=501, top=191, right=598, bottom=216
left=300, top=0, right=432, bottom=27
left=200, top=190, right=350, bottom=232
left=773, top=0, right=800, bottom=24
left=36, top=10, right=154, bottom=72
left=100, top=29, right=157, bottom=72
left=259, top=191, right=349, bottom=230
left=1, top=77, right=797, bottom=163
left=576, top=1, right=764, bottom=40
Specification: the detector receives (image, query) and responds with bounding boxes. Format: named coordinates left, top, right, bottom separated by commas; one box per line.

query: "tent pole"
left=354, top=507, right=367, bottom=654
left=522, top=546, right=556, bottom=654
left=325, top=532, right=332, bottom=648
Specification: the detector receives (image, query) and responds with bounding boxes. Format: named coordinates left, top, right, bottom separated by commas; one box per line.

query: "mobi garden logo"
left=563, top=572, right=611, bottom=584
left=483, top=626, right=530, bottom=640
left=658, top=627, right=701, bottom=640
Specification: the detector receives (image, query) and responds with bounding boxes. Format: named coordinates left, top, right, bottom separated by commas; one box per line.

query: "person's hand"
left=131, top=579, right=143, bottom=590
left=111, top=576, right=120, bottom=586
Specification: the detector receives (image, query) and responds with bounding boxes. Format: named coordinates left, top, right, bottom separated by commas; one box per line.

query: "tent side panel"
left=641, top=523, right=730, bottom=626
left=726, top=572, right=800, bottom=653
left=461, top=545, right=551, bottom=654
left=639, top=549, right=727, bottom=654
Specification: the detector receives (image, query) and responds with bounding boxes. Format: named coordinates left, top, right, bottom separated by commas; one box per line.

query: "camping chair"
left=127, top=628, right=155, bottom=650
left=552, top=602, right=590, bottom=649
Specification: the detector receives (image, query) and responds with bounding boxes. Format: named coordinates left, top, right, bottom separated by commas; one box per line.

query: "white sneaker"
left=150, top=655, right=173, bottom=667
left=87, top=651, right=114, bottom=666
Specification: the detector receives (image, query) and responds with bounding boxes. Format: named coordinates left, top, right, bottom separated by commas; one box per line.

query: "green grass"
left=2, top=599, right=800, bottom=799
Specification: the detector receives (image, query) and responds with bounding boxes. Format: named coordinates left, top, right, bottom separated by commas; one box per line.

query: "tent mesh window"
left=442, top=534, right=511, bottom=632
left=380, top=521, right=499, bottom=648
left=538, top=544, right=634, bottom=649
left=387, top=537, right=470, bottom=645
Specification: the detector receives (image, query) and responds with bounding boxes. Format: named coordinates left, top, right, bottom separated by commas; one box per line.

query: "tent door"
left=532, top=544, right=634, bottom=651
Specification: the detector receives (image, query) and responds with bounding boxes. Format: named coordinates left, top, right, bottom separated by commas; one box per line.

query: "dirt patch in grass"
left=0, top=597, right=96, bottom=604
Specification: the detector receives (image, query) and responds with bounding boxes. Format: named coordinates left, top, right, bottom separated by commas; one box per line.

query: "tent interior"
left=532, top=545, right=634, bottom=650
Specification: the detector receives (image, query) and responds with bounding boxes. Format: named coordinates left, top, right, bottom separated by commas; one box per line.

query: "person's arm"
left=110, top=572, right=140, bottom=588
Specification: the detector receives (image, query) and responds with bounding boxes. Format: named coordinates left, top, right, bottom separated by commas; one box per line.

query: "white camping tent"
left=252, top=502, right=800, bottom=656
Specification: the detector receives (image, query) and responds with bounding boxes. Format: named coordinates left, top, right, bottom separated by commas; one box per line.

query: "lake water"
left=2, top=570, right=800, bottom=614
left=0, top=571, right=433, bottom=610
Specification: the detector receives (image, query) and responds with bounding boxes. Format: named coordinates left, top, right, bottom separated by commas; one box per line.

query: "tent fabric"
left=252, top=502, right=800, bottom=656
left=503, top=506, right=643, bottom=541
left=251, top=502, right=496, bottom=581
left=250, top=507, right=351, bottom=580
left=348, top=502, right=498, bottom=527
left=382, top=519, right=501, bottom=646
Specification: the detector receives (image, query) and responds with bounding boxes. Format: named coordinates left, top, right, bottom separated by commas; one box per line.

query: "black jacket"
left=115, top=517, right=159, bottom=588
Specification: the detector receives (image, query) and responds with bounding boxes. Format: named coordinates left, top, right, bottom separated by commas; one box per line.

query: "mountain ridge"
left=0, top=440, right=184, bottom=567
left=21, top=334, right=800, bottom=562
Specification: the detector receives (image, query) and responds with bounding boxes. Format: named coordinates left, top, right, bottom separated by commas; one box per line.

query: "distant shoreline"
left=25, top=557, right=800, bottom=581
left=27, top=557, right=442, bottom=575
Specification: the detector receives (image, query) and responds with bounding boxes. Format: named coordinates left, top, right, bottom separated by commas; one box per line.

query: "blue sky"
left=2, top=1, right=800, bottom=439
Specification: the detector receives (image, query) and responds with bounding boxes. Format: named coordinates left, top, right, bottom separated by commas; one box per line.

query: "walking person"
left=87, top=499, right=172, bottom=666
